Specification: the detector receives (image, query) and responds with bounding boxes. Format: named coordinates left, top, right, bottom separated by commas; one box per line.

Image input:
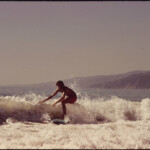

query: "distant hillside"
left=64, top=70, right=146, bottom=88
left=0, top=70, right=149, bottom=95
left=90, top=71, right=150, bottom=89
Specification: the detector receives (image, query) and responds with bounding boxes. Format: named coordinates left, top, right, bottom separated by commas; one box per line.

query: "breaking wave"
left=0, top=93, right=150, bottom=125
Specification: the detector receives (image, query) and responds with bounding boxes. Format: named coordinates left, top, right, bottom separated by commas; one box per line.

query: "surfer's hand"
left=52, top=102, right=57, bottom=107
left=39, top=100, right=44, bottom=104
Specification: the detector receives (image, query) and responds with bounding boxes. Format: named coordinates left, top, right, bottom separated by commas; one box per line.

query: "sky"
left=0, top=1, right=150, bottom=85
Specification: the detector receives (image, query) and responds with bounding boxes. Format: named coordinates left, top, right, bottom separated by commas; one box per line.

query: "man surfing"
left=39, top=80, right=77, bottom=118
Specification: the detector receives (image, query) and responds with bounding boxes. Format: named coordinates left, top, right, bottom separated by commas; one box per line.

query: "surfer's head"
left=56, top=80, right=64, bottom=88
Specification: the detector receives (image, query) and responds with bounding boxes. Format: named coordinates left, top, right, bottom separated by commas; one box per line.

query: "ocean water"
left=0, top=82, right=150, bottom=149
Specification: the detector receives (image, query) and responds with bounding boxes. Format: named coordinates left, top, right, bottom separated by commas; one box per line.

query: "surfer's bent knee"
left=62, top=96, right=77, bottom=104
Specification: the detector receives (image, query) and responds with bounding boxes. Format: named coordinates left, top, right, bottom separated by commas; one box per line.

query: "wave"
left=0, top=93, right=150, bottom=124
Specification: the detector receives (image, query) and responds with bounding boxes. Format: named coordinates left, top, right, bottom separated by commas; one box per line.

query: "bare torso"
left=58, top=86, right=77, bottom=98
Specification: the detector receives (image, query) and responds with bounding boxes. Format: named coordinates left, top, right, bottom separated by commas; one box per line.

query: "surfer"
left=39, top=80, right=77, bottom=118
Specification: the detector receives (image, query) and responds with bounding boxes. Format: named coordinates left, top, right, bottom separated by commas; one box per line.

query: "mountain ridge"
left=0, top=70, right=149, bottom=89
left=90, top=71, right=150, bottom=89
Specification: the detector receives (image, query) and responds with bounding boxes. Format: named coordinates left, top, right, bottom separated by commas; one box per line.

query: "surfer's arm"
left=52, top=92, right=65, bottom=106
left=40, top=89, right=59, bottom=103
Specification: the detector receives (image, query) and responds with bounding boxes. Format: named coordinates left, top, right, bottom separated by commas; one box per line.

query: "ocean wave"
left=0, top=93, right=150, bottom=124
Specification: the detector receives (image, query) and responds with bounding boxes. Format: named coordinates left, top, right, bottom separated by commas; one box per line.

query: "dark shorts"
left=62, top=96, right=77, bottom=104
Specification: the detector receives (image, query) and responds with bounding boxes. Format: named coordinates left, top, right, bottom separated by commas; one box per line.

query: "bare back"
left=58, top=86, right=77, bottom=98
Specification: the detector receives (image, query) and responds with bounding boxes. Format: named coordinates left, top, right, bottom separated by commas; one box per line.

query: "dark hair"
left=56, top=80, right=64, bottom=87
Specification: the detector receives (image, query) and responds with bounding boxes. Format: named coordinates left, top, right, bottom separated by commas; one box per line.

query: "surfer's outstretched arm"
left=52, top=92, right=65, bottom=107
left=39, top=89, right=59, bottom=103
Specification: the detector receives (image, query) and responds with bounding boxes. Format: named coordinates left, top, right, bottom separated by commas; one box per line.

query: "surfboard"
left=51, top=119, right=66, bottom=125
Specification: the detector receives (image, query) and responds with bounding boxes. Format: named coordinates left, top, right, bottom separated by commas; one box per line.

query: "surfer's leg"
left=62, top=102, right=66, bottom=116
left=61, top=97, right=70, bottom=117
left=61, top=97, right=77, bottom=118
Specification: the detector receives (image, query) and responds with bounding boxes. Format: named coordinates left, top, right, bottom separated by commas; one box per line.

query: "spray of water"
left=0, top=92, right=150, bottom=125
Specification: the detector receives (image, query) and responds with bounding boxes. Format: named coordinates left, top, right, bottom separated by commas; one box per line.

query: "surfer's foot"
left=61, top=114, right=66, bottom=119
left=64, top=115, right=70, bottom=123
left=61, top=114, right=65, bottom=120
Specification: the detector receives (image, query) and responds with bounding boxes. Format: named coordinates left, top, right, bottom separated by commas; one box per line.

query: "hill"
left=64, top=70, right=146, bottom=88
left=0, top=70, right=149, bottom=95
left=90, top=71, right=150, bottom=89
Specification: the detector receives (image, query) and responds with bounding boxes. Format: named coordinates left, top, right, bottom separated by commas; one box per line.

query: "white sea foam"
left=0, top=94, right=150, bottom=148
left=0, top=94, right=150, bottom=124
left=0, top=120, right=150, bottom=149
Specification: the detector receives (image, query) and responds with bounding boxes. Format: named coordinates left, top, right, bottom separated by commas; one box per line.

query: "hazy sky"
left=0, top=1, right=150, bottom=85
